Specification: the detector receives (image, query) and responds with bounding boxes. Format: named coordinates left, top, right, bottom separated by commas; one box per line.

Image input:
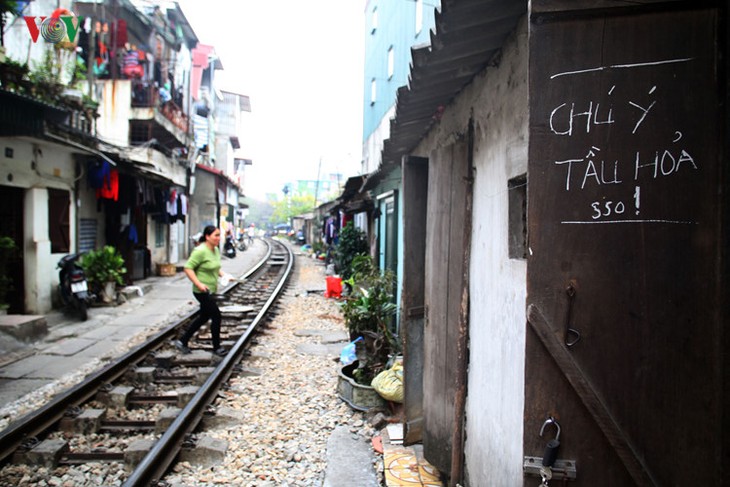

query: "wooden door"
left=0, top=185, right=24, bottom=313
left=401, top=156, right=429, bottom=445
left=526, top=4, right=726, bottom=485
left=423, top=139, right=470, bottom=473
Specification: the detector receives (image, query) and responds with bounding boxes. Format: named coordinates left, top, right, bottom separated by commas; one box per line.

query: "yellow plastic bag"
left=371, top=359, right=404, bottom=403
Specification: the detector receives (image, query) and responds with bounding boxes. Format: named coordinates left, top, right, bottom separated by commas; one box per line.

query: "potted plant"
left=334, top=222, right=368, bottom=281
left=80, top=246, right=127, bottom=303
left=337, top=254, right=399, bottom=410
left=0, top=236, right=18, bottom=313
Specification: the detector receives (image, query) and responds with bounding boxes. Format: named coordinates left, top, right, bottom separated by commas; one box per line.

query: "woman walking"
left=175, top=225, right=228, bottom=356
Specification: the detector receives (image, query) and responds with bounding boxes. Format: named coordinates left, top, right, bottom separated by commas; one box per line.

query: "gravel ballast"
left=0, top=251, right=383, bottom=487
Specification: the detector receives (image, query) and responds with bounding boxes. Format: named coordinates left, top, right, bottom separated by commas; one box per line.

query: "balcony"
left=129, top=81, right=190, bottom=154
left=95, top=79, right=190, bottom=156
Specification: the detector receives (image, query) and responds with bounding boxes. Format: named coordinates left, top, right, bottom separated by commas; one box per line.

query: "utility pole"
left=314, top=156, right=322, bottom=207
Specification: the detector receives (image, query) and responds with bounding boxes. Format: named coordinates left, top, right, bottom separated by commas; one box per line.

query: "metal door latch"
left=523, top=456, right=577, bottom=480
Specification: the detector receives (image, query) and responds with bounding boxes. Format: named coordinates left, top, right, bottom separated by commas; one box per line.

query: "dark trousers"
left=180, top=292, right=222, bottom=349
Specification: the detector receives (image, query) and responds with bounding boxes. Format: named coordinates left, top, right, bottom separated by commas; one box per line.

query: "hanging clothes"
left=167, top=189, right=178, bottom=222
left=87, top=160, right=111, bottom=190
left=96, top=169, right=119, bottom=201
left=127, top=223, right=138, bottom=244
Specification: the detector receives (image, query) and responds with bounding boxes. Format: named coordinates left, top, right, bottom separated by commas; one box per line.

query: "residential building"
left=0, top=0, right=246, bottom=314
left=352, top=0, right=440, bottom=333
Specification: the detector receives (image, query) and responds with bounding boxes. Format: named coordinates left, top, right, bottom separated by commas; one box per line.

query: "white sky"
left=175, top=0, right=365, bottom=201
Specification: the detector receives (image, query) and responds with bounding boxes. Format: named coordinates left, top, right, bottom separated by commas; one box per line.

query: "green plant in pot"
left=80, top=246, right=127, bottom=303
left=0, top=236, right=18, bottom=311
left=334, top=222, right=368, bottom=281
left=340, top=254, right=399, bottom=385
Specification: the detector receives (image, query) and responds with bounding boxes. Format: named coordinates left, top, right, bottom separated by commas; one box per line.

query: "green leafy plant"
left=311, top=240, right=325, bottom=255
left=334, top=222, right=368, bottom=280
left=80, top=246, right=127, bottom=292
left=26, top=50, right=66, bottom=103
left=340, top=254, right=399, bottom=384
left=0, top=58, right=29, bottom=92
left=0, top=236, right=18, bottom=308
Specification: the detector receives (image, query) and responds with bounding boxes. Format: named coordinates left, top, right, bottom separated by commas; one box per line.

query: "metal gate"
left=526, top=4, right=725, bottom=485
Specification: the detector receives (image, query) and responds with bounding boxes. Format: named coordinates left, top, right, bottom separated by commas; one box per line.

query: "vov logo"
left=23, top=8, right=80, bottom=44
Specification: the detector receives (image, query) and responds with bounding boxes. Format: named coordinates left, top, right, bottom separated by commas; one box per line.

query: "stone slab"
left=219, top=305, right=254, bottom=314
left=296, top=342, right=347, bottom=357
left=0, top=354, right=63, bottom=379
left=74, top=339, right=125, bottom=359
left=322, top=425, right=378, bottom=487
left=111, top=313, right=167, bottom=326
left=0, top=315, right=48, bottom=342
left=179, top=435, right=228, bottom=467
left=0, top=377, right=51, bottom=404
left=80, top=325, right=122, bottom=340
left=0, top=354, right=91, bottom=380
left=42, top=337, right=95, bottom=356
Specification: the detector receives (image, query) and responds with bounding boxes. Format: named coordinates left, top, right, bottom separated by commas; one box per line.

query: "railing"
left=131, top=82, right=188, bottom=132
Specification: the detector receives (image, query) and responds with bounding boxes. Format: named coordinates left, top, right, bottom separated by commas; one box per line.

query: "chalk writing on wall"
left=547, top=58, right=699, bottom=225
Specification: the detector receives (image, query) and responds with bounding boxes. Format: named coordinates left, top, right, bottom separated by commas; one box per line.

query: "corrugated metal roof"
left=381, top=0, right=526, bottom=166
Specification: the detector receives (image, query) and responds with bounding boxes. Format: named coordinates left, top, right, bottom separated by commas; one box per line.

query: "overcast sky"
left=175, top=0, right=365, bottom=201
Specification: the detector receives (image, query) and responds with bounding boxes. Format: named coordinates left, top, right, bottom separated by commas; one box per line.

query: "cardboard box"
left=156, top=263, right=176, bottom=276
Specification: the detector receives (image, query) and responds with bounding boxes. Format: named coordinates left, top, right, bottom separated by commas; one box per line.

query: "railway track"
left=0, top=238, right=294, bottom=486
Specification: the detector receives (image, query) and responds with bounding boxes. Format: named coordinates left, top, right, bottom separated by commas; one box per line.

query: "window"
left=415, top=0, right=423, bottom=35
left=508, top=175, right=527, bottom=259
left=371, top=78, right=377, bottom=105
left=372, top=6, right=378, bottom=33
left=48, top=188, right=70, bottom=253
left=387, top=46, right=394, bottom=79
left=155, top=221, right=165, bottom=248
left=78, top=218, right=97, bottom=253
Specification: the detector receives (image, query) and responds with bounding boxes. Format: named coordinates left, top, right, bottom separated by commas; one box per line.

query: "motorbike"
left=57, top=253, right=94, bottom=321
left=237, top=235, right=248, bottom=252
left=223, top=235, right=236, bottom=258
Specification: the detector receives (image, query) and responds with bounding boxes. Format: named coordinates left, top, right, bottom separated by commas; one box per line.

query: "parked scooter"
left=237, top=235, right=248, bottom=252
left=57, top=253, right=94, bottom=321
left=223, top=234, right=236, bottom=258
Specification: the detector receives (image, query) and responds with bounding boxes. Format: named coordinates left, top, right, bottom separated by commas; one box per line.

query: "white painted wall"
left=96, top=80, right=132, bottom=147
left=0, top=139, right=78, bottom=313
left=2, top=0, right=73, bottom=68
left=411, top=16, right=529, bottom=486
left=362, top=104, right=395, bottom=175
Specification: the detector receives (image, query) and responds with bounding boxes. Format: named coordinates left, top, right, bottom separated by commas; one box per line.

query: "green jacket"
left=185, top=244, right=221, bottom=294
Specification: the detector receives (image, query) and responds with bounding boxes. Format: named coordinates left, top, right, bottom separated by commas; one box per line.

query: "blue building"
left=362, top=0, right=439, bottom=174
left=342, top=0, right=440, bottom=341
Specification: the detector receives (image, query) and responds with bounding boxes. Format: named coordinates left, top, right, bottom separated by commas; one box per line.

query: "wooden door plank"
left=527, top=304, right=657, bottom=487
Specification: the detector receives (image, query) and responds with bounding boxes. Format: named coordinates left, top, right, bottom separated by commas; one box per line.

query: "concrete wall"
left=412, top=16, right=529, bottom=486
left=3, top=0, right=72, bottom=68
left=96, top=80, right=132, bottom=147
left=189, top=170, right=218, bottom=238
left=0, top=139, right=78, bottom=313
left=362, top=104, right=394, bottom=174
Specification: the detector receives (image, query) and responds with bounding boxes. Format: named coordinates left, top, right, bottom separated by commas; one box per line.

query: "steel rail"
left=0, top=240, right=274, bottom=465
left=123, top=238, right=293, bottom=486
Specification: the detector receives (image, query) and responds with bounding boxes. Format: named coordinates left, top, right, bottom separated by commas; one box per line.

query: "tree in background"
left=269, top=194, right=315, bottom=227
left=244, top=198, right=274, bottom=228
